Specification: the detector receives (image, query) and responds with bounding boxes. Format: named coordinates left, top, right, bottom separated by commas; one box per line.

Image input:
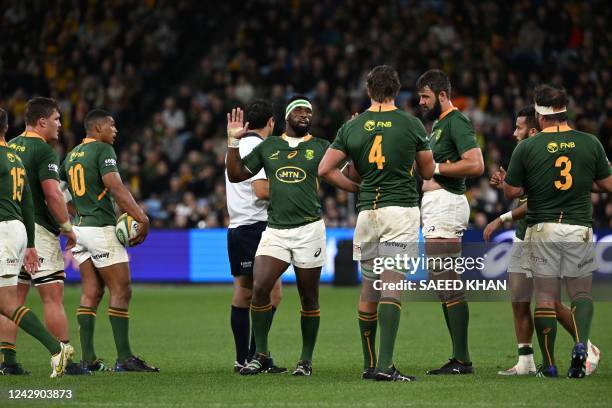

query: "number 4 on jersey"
left=368, top=134, right=385, bottom=169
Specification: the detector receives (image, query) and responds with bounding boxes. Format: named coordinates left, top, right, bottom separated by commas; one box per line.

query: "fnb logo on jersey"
left=364, top=120, right=376, bottom=131
left=10, top=144, right=25, bottom=152
left=6, top=153, right=16, bottom=162
left=70, top=151, right=85, bottom=160
left=547, top=142, right=559, bottom=153
left=560, top=142, right=576, bottom=149
left=364, top=120, right=392, bottom=131
left=275, top=166, right=306, bottom=183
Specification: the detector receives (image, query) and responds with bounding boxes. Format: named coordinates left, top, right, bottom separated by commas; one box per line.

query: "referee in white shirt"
left=226, top=99, right=283, bottom=372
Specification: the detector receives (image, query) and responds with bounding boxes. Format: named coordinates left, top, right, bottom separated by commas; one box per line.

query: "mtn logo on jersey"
left=275, top=166, right=306, bottom=183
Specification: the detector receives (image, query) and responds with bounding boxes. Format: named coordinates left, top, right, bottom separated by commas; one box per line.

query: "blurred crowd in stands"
left=1, top=0, right=610, bottom=230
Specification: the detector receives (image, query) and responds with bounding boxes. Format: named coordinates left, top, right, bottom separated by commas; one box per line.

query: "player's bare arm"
left=593, top=174, right=612, bottom=192
left=102, top=171, right=149, bottom=246
left=437, top=147, right=484, bottom=177
left=226, top=108, right=254, bottom=183
left=252, top=179, right=269, bottom=200
left=483, top=203, right=527, bottom=242
left=41, top=178, right=77, bottom=249
left=503, top=180, right=524, bottom=200
left=415, top=149, right=436, bottom=180
left=318, top=148, right=359, bottom=193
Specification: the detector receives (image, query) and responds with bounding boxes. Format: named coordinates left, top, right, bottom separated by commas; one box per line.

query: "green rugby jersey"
left=331, top=108, right=430, bottom=211
left=429, top=108, right=480, bottom=194
left=0, top=143, right=35, bottom=247
left=9, top=132, right=61, bottom=235
left=242, top=134, right=329, bottom=229
left=60, top=138, right=119, bottom=227
left=505, top=125, right=611, bottom=227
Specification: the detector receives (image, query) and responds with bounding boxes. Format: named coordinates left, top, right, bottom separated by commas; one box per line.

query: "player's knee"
left=251, top=281, right=270, bottom=305
left=299, top=293, right=319, bottom=311
left=438, top=290, right=465, bottom=304
left=110, top=284, right=132, bottom=304
left=511, top=302, right=531, bottom=318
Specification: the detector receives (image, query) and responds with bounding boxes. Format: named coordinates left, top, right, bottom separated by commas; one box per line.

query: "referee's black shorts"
left=227, top=221, right=267, bottom=277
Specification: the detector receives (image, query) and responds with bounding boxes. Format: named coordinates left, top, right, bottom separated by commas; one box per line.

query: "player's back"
left=517, top=126, right=609, bottom=227
left=0, top=144, right=28, bottom=223
left=62, top=138, right=117, bottom=227
left=9, top=134, right=60, bottom=234
left=334, top=109, right=429, bottom=211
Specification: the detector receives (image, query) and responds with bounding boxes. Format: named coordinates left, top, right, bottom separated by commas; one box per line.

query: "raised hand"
left=226, top=108, right=250, bottom=147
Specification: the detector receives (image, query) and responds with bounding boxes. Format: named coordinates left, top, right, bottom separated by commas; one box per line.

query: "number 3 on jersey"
left=368, top=134, right=385, bottom=169
left=554, top=156, right=572, bottom=190
left=68, top=163, right=86, bottom=196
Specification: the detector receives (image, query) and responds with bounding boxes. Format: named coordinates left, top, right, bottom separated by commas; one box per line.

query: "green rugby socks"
left=447, top=300, right=470, bottom=363
left=250, top=304, right=274, bottom=355
left=377, top=299, right=401, bottom=370
left=571, top=299, right=593, bottom=344
left=11, top=306, right=61, bottom=355
left=358, top=310, right=377, bottom=369
left=300, top=309, right=320, bottom=362
left=0, top=342, right=17, bottom=365
left=77, top=306, right=98, bottom=363
left=108, top=307, right=133, bottom=362
left=534, top=307, right=557, bottom=366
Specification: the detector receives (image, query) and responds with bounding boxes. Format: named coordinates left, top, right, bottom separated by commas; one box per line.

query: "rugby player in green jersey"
left=416, top=69, right=484, bottom=375
left=61, top=109, right=158, bottom=372
left=0, top=108, right=74, bottom=378
left=485, top=106, right=601, bottom=376
left=505, top=85, right=612, bottom=378
left=227, top=96, right=329, bottom=376
left=319, top=65, right=435, bottom=381
left=0, top=97, right=87, bottom=375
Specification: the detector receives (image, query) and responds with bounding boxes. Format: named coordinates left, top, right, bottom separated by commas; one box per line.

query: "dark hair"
left=245, top=99, right=274, bottom=129
left=84, top=109, right=113, bottom=131
left=0, top=108, right=7, bottom=131
left=25, top=97, right=60, bottom=126
left=516, top=105, right=537, bottom=130
left=287, top=94, right=312, bottom=105
left=366, top=65, right=401, bottom=102
left=534, top=84, right=568, bottom=122
left=416, top=69, right=451, bottom=98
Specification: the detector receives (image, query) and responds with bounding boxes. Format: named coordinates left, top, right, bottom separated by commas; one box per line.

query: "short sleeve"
left=242, top=141, right=264, bottom=175
left=504, top=143, right=525, bottom=187
left=452, top=116, right=480, bottom=155
left=240, top=137, right=266, bottom=181
left=38, top=146, right=60, bottom=182
left=97, top=144, right=119, bottom=176
left=594, top=139, right=611, bottom=180
left=412, top=118, right=431, bottom=151
left=330, top=123, right=348, bottom=153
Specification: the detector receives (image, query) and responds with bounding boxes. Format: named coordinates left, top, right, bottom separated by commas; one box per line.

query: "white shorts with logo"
left=72, top=226, right=129, bottom=268
left=421, top=189, right=470, bottom=239
left=353, top=206, right=420, bottom=261
left=507, top=237, right=532, bottom=277
left=524, top=222, right=596, bottom=278
left=18, top=223, right=65, bottom=286
left=0, top=220, right=27, bottom=287
left=255, top=219, right=326, bottom=268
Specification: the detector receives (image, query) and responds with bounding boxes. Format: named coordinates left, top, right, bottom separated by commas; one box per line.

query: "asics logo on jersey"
left=269, top=150, right=280, bottom=160
left=314, top=248, right=321, bottom=257
left=305, top=149, right=314, bottom=160
left=288, top=150, right=298, bottom=159
left=275, top=166, right=306, bottom=183
left=547, top=142, right=558, bottom=153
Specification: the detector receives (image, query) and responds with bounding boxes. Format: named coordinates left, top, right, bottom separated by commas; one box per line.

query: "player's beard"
left=422, top=96, right=442, bottom=121
left=287, top=117, right=311, bottom=137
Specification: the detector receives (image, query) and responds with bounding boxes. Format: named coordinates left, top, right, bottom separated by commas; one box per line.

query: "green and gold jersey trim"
left=438, top=107, right=458, bottom=120
left=20, top=131, right=46, bottom=141
left=541, top=125, right=572, bottom=133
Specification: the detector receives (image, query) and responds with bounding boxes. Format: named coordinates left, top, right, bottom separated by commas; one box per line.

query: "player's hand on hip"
left=483, top=217, right=502, bottom=242
left=63, top=230, right=77, bottom=250
left=227, top=108, right=250, bottom=147
left=23, top=248, right=40, bottom=274
left=130, top=216, right=150, bottom=247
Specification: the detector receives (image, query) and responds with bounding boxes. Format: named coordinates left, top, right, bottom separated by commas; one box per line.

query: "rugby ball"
left=115, top=213, right=138, bottom=247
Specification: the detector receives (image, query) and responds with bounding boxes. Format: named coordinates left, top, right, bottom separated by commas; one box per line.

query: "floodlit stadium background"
left=1, top=0, right=610, bottom=282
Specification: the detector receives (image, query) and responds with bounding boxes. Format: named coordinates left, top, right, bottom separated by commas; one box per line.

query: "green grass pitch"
left=1, top=285, right=611, bottom=407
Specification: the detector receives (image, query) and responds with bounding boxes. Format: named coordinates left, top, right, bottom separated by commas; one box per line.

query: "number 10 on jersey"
left=368, top=134, right=385, bottom=169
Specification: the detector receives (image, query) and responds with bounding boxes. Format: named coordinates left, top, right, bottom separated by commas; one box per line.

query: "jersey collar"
left=439, top=107, right=458, bottom=120
left=81, top=137, right=97, bottom=144
left=541, top=125, right=572, bottom=133
left=281, top=134, right=312, bottom=143
left=20, top=130, right=46, bottom=140
left=367, top=104, right=397, bottom=112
